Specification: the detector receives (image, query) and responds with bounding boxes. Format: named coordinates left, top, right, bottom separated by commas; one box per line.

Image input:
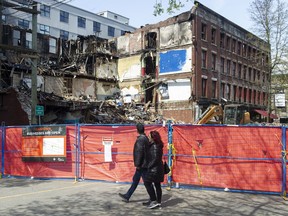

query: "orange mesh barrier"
left=4, top=126, right=77, bottom=178
left=2, top=124, right=287, bottom=194
left=78, top=125, right=168, bottom=182
left=0, top=127, right=2, bottom=173
left=172, top=125, right=283, bottom=193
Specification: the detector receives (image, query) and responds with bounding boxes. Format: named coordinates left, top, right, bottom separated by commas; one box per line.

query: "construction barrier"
left=0, top=123, right=287, bottom=196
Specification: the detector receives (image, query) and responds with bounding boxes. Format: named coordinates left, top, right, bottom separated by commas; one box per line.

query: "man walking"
left=118, top=123, right=149, bottom=202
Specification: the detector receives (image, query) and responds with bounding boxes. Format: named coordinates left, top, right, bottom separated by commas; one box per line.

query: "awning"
left=254, top=109, right=278, bottom=119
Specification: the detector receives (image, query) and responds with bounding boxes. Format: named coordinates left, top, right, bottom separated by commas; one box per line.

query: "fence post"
left=167, top=120, right=173, bottom=187
left=1, top=123, right=5, bottom=178
left=282, top=126, right=287, bottom=197
left=75, top=123, right=81, bottom=182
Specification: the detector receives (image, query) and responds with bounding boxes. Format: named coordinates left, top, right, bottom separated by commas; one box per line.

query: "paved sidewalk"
left=0, top=178, right=288, bottom=216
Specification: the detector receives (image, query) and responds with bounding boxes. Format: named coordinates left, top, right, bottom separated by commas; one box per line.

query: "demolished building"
left=0, top=1, right=271, bottom=125
left=116, top=1, right=270, bottom=123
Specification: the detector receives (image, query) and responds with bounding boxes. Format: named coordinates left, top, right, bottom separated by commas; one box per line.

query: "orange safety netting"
left=3, top=126, right=77, bottom=178
left=78, top=125, right=168, bottom=182
left=1, top=124, right=287, bottom=194
left=171, top=125, right=283, bottom=193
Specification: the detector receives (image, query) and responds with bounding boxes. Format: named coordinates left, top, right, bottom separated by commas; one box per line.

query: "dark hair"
left=150, top=130, right=163, bottom=147
left=136, top=123, right=145, bottom=134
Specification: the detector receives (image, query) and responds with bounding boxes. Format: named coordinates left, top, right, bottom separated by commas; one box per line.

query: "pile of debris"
left=15, top=85, right=168, bottom=125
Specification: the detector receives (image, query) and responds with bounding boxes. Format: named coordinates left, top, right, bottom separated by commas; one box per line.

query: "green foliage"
left=153, top=0, right=192, bottom=16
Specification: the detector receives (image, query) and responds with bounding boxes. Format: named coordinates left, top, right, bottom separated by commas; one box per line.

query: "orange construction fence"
left=0, top=124, right=287, bottom=196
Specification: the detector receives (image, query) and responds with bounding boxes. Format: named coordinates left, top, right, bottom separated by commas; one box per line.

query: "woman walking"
left=143, top=130, right=164, bottom=209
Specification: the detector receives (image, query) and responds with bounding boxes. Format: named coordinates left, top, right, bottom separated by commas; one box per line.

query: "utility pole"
left=31, top=2, right=38, bottom=124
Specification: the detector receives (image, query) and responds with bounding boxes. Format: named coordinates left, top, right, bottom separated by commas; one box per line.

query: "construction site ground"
left=1, top=178, right=288, bottom=216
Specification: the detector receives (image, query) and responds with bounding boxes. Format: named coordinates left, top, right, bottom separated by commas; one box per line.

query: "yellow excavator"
left=194, top=104, right=250, bottom=125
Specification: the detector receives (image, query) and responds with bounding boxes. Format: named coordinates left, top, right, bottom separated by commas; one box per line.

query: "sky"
left=68, top=0, right=254, bottom=32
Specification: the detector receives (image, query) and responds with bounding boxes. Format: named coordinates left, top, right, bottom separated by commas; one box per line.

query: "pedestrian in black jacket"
left=118, top=123, right=149, bottom=202
left=143, top=130, right=164, bottom=209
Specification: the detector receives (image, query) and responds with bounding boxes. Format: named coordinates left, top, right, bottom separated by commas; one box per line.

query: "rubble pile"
left=15, top=86, right=167, bottom=125
left=86, top=100, right=164, bottom=125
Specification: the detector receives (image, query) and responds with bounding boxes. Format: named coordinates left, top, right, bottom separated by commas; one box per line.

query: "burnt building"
left=0, top=23, right=119, bottom=125
left=116, top=1, right=270, bottom=123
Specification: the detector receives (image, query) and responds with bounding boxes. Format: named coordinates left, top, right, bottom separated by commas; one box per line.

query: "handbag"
left=164, top=161, right=170, bottom=174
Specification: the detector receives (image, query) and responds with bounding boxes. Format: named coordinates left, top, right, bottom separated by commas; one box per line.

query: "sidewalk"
left=0, top=178, right=288, bottom=216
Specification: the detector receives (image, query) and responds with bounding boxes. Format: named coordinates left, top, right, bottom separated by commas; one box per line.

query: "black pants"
left=144, top=181, right=162, bottom=203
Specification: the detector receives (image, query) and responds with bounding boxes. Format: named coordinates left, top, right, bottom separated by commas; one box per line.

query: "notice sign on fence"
left=22, top=126, right=66, bottom=162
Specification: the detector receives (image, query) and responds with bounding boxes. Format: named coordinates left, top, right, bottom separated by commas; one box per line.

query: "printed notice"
left=43, top=137, right=65, bottom=156
left=103, top=138, right=113, bottom=162
left=22, top=125, right=67, bottom=162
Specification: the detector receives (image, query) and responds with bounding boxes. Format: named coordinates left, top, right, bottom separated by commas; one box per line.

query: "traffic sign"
left=36, top=105, right=44, bottom=116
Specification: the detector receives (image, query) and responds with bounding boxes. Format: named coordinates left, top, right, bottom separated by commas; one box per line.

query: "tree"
left=248, top=0, right=288, bottom=121
left=153, top=0, right=192, bottom=16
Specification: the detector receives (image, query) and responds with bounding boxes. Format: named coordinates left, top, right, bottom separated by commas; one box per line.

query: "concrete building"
left=116, top=1, right=270, bottom=123
left=3, top=0, right=136, bottom=40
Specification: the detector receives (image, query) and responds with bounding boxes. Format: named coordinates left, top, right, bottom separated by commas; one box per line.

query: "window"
left=60, top=30, right=69, bottom=40
left=60, top=10, right=69, bottom=23
left=121, top=30, right=126, bottom=36
left=220, top=33, right=225, bottom=48
left=249, top=89, right=252, bottom=103
left=211, top=28, right=216, bottom=44
left=248, top=68, right=252, bottom=81
left=253, top=90, right=256, bottom=104
left=211, top=53, right=216, bottom=71
left=232, top=39, right=236, bottom=53
left=233, top=85, right=237, bottom=101
left=220, top=57, right=225, bottom=73
left=237, top=41, right=242, bottom=55
left=25, top=32, right=32, bottom=49
left=243, top=66, right=247, bottom=80
left=18, top=19, right=29, bottom=29
left=108, top=26, right=115, bottom=37
left=93, top=21, right=101, bottom=33
left=49, top=38, right=56, bottom=54
left=253, top=69, right=257, bottom=81
left=242, top=44, right=247, bottom=57
left=2, top=14, right=6, bottom=23
left=238, top=63, right=242, bottom=79
left=226, top=36, right=231, bottom=51
left=257, top=91, right=260, bottom=104
left=257, top=70, right=261, bottom=81
left=212, top=80, right=217, bottom=98
left=243, top=88, right=247, bottom=102
left=248, top=46, right=251, bottom=59
left=201, top=78, right=207, bottom=97
left=221, top=83, right=225, bottom=98
left=78, top=16, right=86, bottom=28
left=227, top=60, right=231, bottom=75
left=39, top=24, right=50, bottom=35
left=13, top=30, right=20, bottom=46
left=226, top=84, right=231, bottom=100
left=40, top=4, right=50, bottom=17
left=232, top=62, right=236, bottom=77
left=201, top=50, right=207, bottom=69
left=238, top=87, right=242, bottom=102
left=201, top=23, right=207, bottom=40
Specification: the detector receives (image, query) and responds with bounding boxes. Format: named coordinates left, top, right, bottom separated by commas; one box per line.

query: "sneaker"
left=118, top=193, right=129, bottom=203
left=142, top=200, right=151, bottom=206
left=148, top=200, right=160, bottom=209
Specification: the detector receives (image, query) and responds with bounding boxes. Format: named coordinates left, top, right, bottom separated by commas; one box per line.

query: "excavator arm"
left=194, top=105, right=223, bottom=124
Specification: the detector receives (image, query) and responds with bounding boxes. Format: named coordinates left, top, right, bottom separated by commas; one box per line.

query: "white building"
left=3, top=0, right=136, bottom=40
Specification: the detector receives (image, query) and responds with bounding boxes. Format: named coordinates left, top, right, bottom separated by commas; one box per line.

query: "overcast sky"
left=68, top=0, right=253, bottom=32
